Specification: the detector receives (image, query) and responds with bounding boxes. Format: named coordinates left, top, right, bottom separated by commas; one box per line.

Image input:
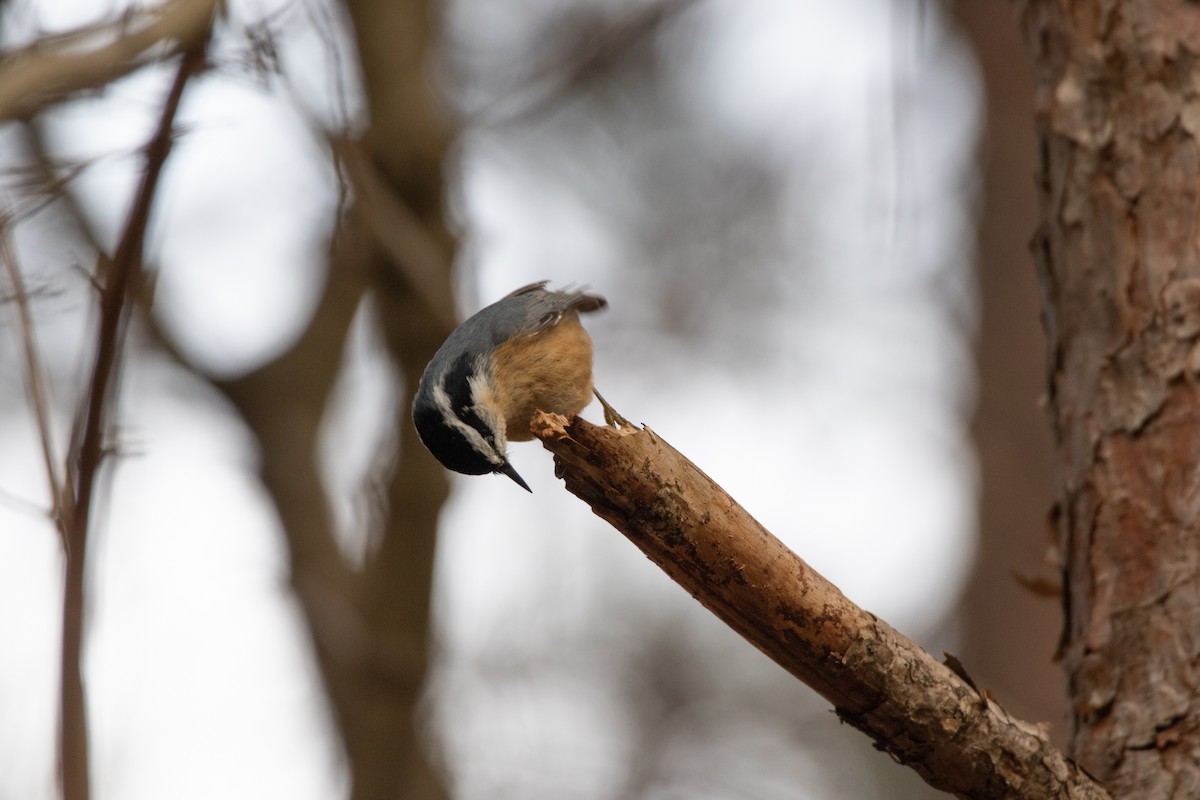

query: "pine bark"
left=1017, top=2, right=1200, bottom=795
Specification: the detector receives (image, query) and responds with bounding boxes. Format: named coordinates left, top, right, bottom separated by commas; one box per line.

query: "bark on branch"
left=531, top=412, right=1109, bottom=800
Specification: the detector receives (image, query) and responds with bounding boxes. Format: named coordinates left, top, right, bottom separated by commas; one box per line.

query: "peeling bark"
left=1017, top=1, right=1200, bottom=794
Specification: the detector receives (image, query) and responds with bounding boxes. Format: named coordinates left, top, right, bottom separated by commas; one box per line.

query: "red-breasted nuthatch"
left=412, top=281, right=611, bottom=492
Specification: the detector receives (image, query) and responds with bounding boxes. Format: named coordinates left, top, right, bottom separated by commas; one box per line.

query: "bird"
left=412, top=281, right=625, bottom=492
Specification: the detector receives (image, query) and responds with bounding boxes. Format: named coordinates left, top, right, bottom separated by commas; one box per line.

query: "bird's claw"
left=594, top=388, right=635, bottom=430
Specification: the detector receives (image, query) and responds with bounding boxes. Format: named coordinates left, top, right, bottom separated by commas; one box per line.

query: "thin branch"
left=0, top=0, right=220, bottom=123
left=0, top=483, right=52, bottom=518
left=68, top=37, right=209, bottom=516
left=0, top=220, right=70, bottom=538
left=2, top=158, right=91, bottom=225
left=15, top=121, right=110, bottom=262
left=532, top=412, right=1110, bottom=800
left=59, top=28, right=213, bottom=800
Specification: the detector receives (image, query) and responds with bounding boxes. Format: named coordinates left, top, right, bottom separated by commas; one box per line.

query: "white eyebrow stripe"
left=430, top=377, right=504, bottom=467
left=467, top=372, right=508, bottom=452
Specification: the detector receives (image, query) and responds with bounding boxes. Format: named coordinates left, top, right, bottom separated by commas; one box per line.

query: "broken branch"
left=531, top=412, right=1108, bottom=800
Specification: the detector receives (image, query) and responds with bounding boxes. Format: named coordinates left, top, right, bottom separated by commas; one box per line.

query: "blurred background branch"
left=0, top=0, right=220, bottom=122
left=39, top=21, right=213, bottom=800
left=0, top=222, right=66, bottom=537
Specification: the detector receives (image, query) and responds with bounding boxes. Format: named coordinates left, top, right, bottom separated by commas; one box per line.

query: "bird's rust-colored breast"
left=490, top=312, right=595, bottom=442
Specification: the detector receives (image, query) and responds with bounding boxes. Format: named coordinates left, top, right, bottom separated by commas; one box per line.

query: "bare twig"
left=2, top=159, right=91, bottom=225
left=0, top=221, right=70, bottom=538
left=0, top=483, right=53, bottom=517
left=532, top=413, right=1110, bottom=800
left=0, top=0, right=220, bottom=123
left=59, top=29, right=213, bottom=800
left=13, top=122, right=110, bottom=264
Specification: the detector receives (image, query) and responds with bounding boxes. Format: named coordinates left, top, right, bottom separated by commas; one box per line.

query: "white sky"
left=0, top=1, right=981, bottom=798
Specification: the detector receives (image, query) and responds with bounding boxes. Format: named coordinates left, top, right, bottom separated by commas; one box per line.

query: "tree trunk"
left=331, top=2, right=457, bottom=798
left=1017, top=2, right=1200, bottom=795
left=220, top=1, right=457, bottom=796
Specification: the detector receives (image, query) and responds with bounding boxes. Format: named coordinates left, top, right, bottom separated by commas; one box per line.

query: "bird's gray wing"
left=506, top=284, right=607, bottom=337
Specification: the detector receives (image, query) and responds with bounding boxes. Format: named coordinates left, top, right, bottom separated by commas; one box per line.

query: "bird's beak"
left=498, top=460, right=532, bottom=493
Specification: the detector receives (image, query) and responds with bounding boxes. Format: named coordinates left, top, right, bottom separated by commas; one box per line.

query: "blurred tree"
left=215, top=0, right=457, bottom=797
left=952, top=1, right=1062, bottom=738
left=0, top=0, right=455, bottom=798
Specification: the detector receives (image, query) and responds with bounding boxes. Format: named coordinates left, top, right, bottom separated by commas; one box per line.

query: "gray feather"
left=426, top=283, right=606, bottom=378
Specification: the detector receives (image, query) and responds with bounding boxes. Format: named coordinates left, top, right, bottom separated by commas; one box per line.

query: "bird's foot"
left=594, top=388, right=635, bottom=430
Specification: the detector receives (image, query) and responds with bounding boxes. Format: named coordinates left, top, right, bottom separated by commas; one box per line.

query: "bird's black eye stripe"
left=413, top=402, right=492, bottom=476
left=443, top=352, right=496, bottom=446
